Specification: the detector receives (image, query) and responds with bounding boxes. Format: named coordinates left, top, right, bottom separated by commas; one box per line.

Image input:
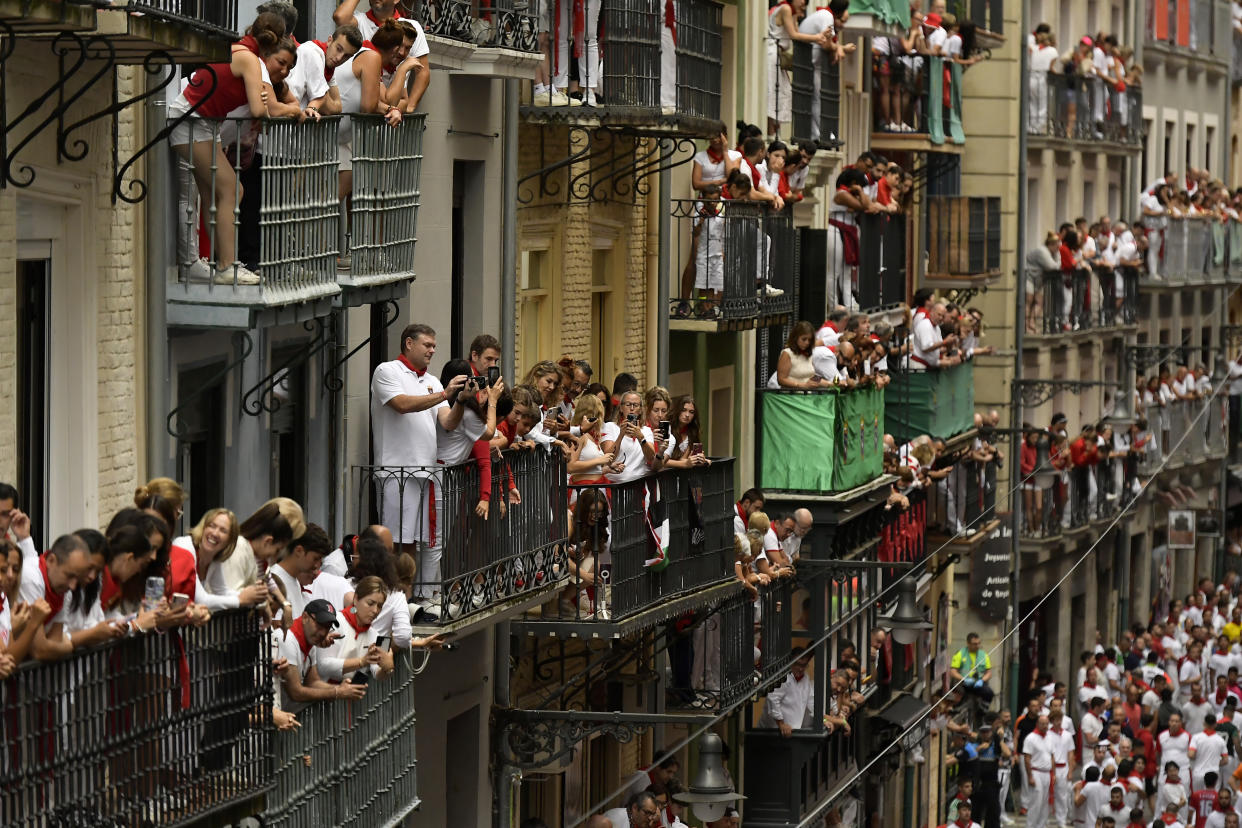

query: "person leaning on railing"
left=287, top=24, right=362, bottom=117
left=602, top=391, right=659, bottom=484
left=384, top=20, right=433, bottom=115
left=749, top=512, right=793, bottom=579
left=170, top=11, right=289, bottom=287
left=336, top=20, right=407, bottom=203
left=664, top=395, right=711, bottom=470
left=765, top=0, right=834, bottom=139
left=768, top=321, right=822, bottom=390
left=276, top=598, right=368, bottom=708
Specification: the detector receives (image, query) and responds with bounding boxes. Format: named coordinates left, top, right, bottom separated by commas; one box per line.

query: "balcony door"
left=15, top=258, right=48, bottom=547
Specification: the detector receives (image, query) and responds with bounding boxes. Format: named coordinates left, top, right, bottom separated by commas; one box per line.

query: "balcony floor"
left=410, top=573, right=572, bottom=636
left=520, top=105, right=722, bottom=138
left=0, top=0, right=95, bottom=31
left=870, top=131, right=963, bottom=155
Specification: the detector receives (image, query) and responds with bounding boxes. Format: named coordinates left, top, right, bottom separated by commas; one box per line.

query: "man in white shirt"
left=777, top=509, right=813, bottom=563
left=1073, top=766, right=1112, bottom=828
left=1023, top=716, right=1054, bottom=828
left=758, top=649, right=814, bottom=735
left=1190, top=713, right=1229, bottom=790
left=277, top=599, right=367, bottom=711
left=370, top=323, right=467, bottom=617
left=797, top=0, right=853, bottom=142
left=287, top=26, right=360, bottom=113
left=269, top=523, right=331, bottom=621
left=1161, top=713, right=1193, bottom=786
left=909, top=302, right=958, bottom=371
left=1047, top=701, right=1076, bottom=827
left=1080, top=695, right=1107, bottom=749
left=923, top=12, right=948, bottom=55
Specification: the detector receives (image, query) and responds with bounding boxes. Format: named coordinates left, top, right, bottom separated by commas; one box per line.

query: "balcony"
left=95, top=2, right=239, bottom=63
left=167, top=114, right=426, bottom=327
left=884, top=360, right=974, bottom=444
left=263, top=651, right=421, bottom=826
left=1147, top=216, right=1241, bottom=285
left=514, top=459, right=739, bottom=638
left=520, top=0, right=723, bottom=133
left=1020, top=455, right=1134, bottom=545
left=338, top=114, right=426, bottom=305
left=925, top=196, right=1001, bottom=289
left=1027, top=72, right=1142, bottom=149
left=790, top=41, right=842, bottom=148
left=669, top=200, right=795, bottom=332
left=743, top=720, right=858, bottom=826
left=757, top=387, right=887, bottom=496
left=0, top=0, right=96, bottom=33
left=1030, top=264, right=1138, bottom=336
left=871, top=56, right=964, bottom=153
left=856, top=212, right=907, bottom=311
left=354, top=448, right=569, bottom=630
left=1147, top=0, right=1231, bottom=63
left=1, top=610, right=270, bottom=826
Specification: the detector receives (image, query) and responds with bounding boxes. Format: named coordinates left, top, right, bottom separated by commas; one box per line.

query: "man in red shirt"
left=1188, top=771, right=1219, bottom=828
left=1068, top=424, right=1099, bottom=524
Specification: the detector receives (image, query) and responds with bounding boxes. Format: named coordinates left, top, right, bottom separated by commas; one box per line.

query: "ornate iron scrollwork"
left=240, top=317, right=335, bottom=417
left=493, top=710, right=653, bottom=770
left=166, top=331, right=254, bottom=441
left=322, top=299, right=401, bottom=393
left=1012, top=378, right=1120, bottom=407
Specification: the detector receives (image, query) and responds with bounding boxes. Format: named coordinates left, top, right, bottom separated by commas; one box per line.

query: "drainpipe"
left=1008, top=0, right=1031, bottom=716
left=501, top=79, right=518, bottom=386
left=657, top=141, right=671, bottom=386
left=146, top=72, right=172, bottom=479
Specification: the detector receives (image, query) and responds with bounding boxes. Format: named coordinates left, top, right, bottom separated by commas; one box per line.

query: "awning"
left=875, top=692, right=932, bottom=751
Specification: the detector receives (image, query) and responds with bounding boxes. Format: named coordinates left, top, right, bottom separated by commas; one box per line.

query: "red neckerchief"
left=38, top=555, right=65, bottom=623
left=100, top=566, right=122, bottom=611
left=706, top=147, right=724, bottom=164
left=1192, top=695, right=1205, bottom=704
left=1204, top=727, right=1217, bottom=735
left=397, top=354, right=426, bottom=377
left=736, top=502, right=747, bottom=524
left=1084, top=681, right=1096, bottom=688
left=953, top=820, right=970, bottom=828
left=777, top=170, right=791, bottom=199
left=289, top=617, right=313, bottom=657
left=238, top=34, right=260, bottom=56
left=1160, top=815, right=1179, bottom=826
left=1108, top=803, right=1127, bottom=812
left=313, top=40, right=336, bottom=81
left=365, top=8, right=403, bottom=26
left=747, top=160, right=761, bottom=191
left=342, top=605, right=370, bottom=635
left=1217, top=687, right=1229, bottom=704
left=360, top=39, right=380, bottom=54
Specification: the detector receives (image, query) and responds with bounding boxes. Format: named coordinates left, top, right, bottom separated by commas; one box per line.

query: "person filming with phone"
left=602, top=391, right=658, bottom=484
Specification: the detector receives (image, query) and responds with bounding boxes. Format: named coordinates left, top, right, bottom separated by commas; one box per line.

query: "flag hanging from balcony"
left=644, top=479, right=671, bottom=570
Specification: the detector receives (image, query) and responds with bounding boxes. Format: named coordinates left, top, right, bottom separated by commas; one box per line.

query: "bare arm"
left=237, top=50, right=270, bottom=119
left=333, top=0, right=361, bottom=26
left=281, top=663, right=366, bottom=702
left=402, top=56, right=430, bottom=112
left=31, top=622, right=74, bottom=661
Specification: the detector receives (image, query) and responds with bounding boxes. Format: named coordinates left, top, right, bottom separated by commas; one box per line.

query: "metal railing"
left=123, top=2, right=240, bottom=39
left=870, top=56, right=963, bottom=145
left=1098, top=264, right=1140, bottom=326
left=926, top=196, right=1001, bottom=280
left=354, top=448, right=569, bottom=623
left=172, top=116, right=341, bottom=305
left=1151, top=216, right=1221, bottom=282
left=742, top=721, right=858, bottom=824
left=341, top=114, right=426, bottom=288
left=406, top=0, right=475, bottom=42
left=856, top=212, right=906, bottom=311
left=474, top=0, right=540, bottom=51
left=1027, top=72, right=1142, bottom=145
left=602, top=0, right=660, bottom=108
left=791, top=40, right=842, bottom=146
left=880, top=488, right=927, bottom=568
left=262, top=651, right=420, bottom=828
left=674, top=0, right=724, bottom=120
left=1, top=609, right=270, bottom=827
left=671, top=199, right=787, bottom=323
left=559, top=459, right=736, bottom=622
left=1035, top=268, right=1093, bottom=333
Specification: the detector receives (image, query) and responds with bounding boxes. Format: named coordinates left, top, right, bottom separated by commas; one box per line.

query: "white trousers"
left=553, top=0, right=601, bottom=91
left=691, top=616, right=721, bottom=691
left=1052, top=765, right=1069, bottom=825
left=660, top=24, right=676, bottom=108
left=1025, top=768, right=1051, bottom=828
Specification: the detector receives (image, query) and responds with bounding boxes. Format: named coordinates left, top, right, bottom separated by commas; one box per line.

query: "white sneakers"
left=184, top=259, right=261, bottom=286
left=759, top=284, right=785, bottom=297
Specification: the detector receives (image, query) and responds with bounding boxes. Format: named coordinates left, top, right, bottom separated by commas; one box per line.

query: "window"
left=519, top=248, right=552, bottom=375
left=1082, top=179, right=1095, bottom=223
left=590, top=248, right=614, bottom=375
left=1206, top=125, right=1215, bottom=172
left=16, top=258, right=48, bottom=547
left=1185, top=122, right=1196, bottom=171
left=1164, top=120, right=1176, bottom=177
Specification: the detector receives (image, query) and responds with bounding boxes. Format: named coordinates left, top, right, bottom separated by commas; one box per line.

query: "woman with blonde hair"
left=171, top=508, right=270, bottom=610
left=217, top=497, right=307, bottom=592
left=567, top=394, right=618, bottom=485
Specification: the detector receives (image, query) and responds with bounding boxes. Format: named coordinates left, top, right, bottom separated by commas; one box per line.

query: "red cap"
left=923, top=12, right=942, bottom=27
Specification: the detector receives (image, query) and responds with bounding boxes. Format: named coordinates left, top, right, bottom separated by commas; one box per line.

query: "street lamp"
left=885, top=575, right=932, bottom=646
left=671, top=733, right=745, bottom=822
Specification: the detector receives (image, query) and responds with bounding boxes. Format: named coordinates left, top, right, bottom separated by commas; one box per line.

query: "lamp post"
left=885, top=575, right=933, bottom=646
left=671, top=733, right=745, bottom=823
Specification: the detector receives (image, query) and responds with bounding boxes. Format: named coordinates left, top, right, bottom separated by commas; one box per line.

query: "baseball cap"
left=923, top=12, right=942, bottom=27
left=305, top=598, right=340, bottom=627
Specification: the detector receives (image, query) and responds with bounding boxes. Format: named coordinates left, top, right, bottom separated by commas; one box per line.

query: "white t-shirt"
left=944, top=33, right=963, bottom=58
left=1190, top=730, right=1227, bottom=779
left=911, top=314, right=941, bottom=369
left=926, top=26, right=948, bottom=54
left=270, top=563, right=307, bottom=620
left=17, top=538, right=71, bottom=631
left=321, top=547, right=349, bottom=578
left=310, top=571, right=354, bottom=613
left=1080, top=710, right=1104, bottom=745
left=811, top=344, right=841, bottom=382
left=354, top=11, right=430, bottom=59
left=1022, top=731, right=1053, bottom=770
left=288, top=40, right=336, bottom=108
left=1078, top=780, right=1112, bottom=828
left=1160, top=728, right=1192, bottom=775
left=601, top=421, right=655, bottom=484
left=371, top=359, right=447, bottom=467
left=692, top=148, right=739, bottom=186
left=437, top=405, right=487, bottom=466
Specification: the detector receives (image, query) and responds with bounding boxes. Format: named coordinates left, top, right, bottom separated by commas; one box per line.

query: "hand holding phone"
left=170, top=592, right=190, bottom=611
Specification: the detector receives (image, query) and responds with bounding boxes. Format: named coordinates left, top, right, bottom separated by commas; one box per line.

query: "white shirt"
left=270, top=563, right=308, bottom=620
left=758, top=672, right=814, bottom=728
left=309, top=571, right=354, bottom=613
left=288, top=40, right=335, bottom=108
left=692, top=148, right=739, bottom=186
left=371, top=359, right=447, bottom=467
left=1023, top=730, right=1054, bottom=770
left=1190, top=730, right=1227, bottom=778
left=171, top=535, right=240, bottom=611
left=926, top=26, right=948, bottom=54
left=354, top=11, right=430, bottom=59
left=944, top=33, right=963, bottom=58
left=437, top=406, right=486, bottom=465
left=1080, top=710, right=1104, bottom=745
left=911, top=315, right=941, bottom=369
left=1184, top=697, right=1215, bottom=733
left=371, top=589, right=413, bottom=649
left=1047, top=727, right=1074, bottom=764
left=1079, top=683, right=1108, bottom=709
left=1160, top=728, right=1192, bottom=774
left=601, top=421, right=655, bottom=484
left=17, top=537, right=72, bottom=632
left=1078, top=780, right=1112, bottom=828
left=811, top=344, right=842, bottom=382
left=321, top=547, right=350, bottom=578
left=217, top=535, right=260, bottom=592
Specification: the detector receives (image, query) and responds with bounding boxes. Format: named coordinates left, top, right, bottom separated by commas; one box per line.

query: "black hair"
left=70, top=528, right=108, bottom=612
left=349, top=535, right=399, bottom=590
left=611, top=372, right=639, bottom=398
left=742, top=136, right=765, bottom=158
left=0, top=482, right=18, bottom=506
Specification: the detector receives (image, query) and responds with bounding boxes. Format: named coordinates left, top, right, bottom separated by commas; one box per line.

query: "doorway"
left=16, top=259, right=48, bottom=546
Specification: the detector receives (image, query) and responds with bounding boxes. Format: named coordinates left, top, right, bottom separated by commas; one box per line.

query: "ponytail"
left=372, top=18, right=405, bottom=51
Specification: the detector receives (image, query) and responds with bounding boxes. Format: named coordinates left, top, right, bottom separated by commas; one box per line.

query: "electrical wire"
left=793, top=376, right=1233, bottom=828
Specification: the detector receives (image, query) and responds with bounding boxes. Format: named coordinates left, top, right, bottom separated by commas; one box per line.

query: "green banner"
left=760, top=389, right=884, bottom=494
left=847, top=0, right=911, bottom=27
left=884, top=362, right=975, bottom=444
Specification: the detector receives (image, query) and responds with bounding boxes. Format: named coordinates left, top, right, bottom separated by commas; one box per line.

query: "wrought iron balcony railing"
left=790, top=40, right=841, bottom=147
left=474, top=0, right=539, bottom=51
left=1027, top=72, right=1142, bottom=145
left=125, top=1, right=241, bottom=40
left=354, top=447, right=569, bottom=624
left=670, top=200, right=794, bottom=326
left=262, top=651, right=421, bottom=827
left=1, top=609, right=270, bottom=828
left=552, top=459, right=736, bottom=623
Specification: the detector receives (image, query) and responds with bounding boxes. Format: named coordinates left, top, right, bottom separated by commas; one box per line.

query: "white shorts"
left=695, top=258, right=724, bottom=291
left=167, top=96, right=219, bottom=147
left=338, top=139, right=353, bottom=172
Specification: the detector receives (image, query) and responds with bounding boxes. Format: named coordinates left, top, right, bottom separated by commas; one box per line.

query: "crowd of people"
left=937, top=572, right=1242, bottom=828
left=175, top=1, right=430, bottom=284
left=0, top=478, right=447, bottom=734
left=1027, top=24, right=1142, bottom=139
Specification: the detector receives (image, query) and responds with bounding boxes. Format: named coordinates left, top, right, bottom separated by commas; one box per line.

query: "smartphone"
left=691, top=442, right=703, bottom=456
left=487, top=366, right=500, bottom=387
left=351, top=670, right=372, bottom=686
left=627, top=414, right=639, bottom=424
left=170, top=592, right=190, bottom=610
left=375, top=635, right=389, bottom=649
left=658, top=421, right=671, bottom=439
